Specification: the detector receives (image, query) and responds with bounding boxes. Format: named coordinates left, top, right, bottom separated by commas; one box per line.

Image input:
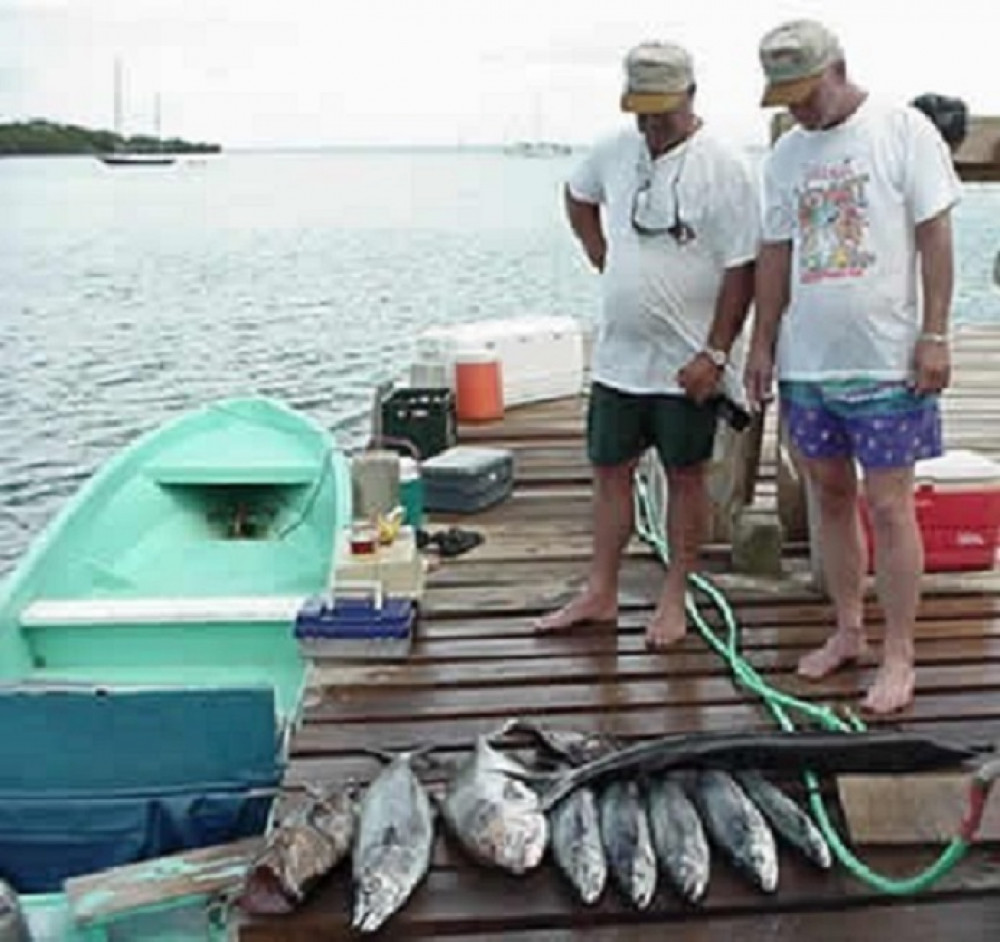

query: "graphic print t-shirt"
left=762, top=99, right=961, bottom=381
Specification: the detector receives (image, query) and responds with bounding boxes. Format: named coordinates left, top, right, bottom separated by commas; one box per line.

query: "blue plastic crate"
left=294, top=590, right=416, bottom=660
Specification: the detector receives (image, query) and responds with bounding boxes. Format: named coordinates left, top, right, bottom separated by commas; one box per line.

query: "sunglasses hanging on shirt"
left=630, top=146, right=696, bottom=245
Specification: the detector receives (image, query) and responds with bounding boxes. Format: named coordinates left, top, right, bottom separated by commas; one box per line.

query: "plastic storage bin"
left=414, top=315, right=585, bottom=407
left=380, top=387, right=457, bottom=460
left=421, top=446, right=515, bottom=513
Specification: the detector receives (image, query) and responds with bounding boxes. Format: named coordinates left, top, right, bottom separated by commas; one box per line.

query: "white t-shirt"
left=568, top=127, right=759, bottom=396
left=762, top=98, right=962, bottom=381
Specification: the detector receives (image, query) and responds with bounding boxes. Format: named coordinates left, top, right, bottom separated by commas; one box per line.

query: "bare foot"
left=861, top=659, right=915, bottom=715
left=797, top=628, right=869, bottom=681
left=533, top=590, right=617, bottom=633
left=645, top=593, right=687, bottom=650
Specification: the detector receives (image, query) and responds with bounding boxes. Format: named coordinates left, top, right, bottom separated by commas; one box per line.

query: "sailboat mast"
left=113, top=57, right=125, bottom=137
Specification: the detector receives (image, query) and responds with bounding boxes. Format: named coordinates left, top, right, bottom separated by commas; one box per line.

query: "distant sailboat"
left=98, top=59, right=175, bottom=167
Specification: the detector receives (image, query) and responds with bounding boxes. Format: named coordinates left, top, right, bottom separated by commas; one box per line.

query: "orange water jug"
left=455, top=352, right=504, bottom=422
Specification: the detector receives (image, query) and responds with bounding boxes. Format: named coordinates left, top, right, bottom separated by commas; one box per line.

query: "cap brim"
left=620, top=90, right=686, bottom=114
left=760, top=73, right=822, bottom=108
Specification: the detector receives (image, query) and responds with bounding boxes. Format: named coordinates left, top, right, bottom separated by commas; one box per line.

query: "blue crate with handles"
left=294, top=581, right=416, bottom=660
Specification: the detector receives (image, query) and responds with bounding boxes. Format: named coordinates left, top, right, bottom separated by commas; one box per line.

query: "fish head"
left=352, top=863, right=405, bottom=934
left=568, top=841, right=608, bottom=905
left=466, top=790, right=548, bottom=874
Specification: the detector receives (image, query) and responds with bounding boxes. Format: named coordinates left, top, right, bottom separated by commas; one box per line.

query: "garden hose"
left=631, top=470, right=999, bottom=894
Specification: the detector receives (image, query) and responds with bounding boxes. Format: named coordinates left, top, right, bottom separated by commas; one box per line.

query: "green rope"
left=632, top=471, right=968, bottom=894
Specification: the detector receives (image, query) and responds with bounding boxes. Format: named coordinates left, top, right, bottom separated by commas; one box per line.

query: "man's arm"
left=707, top=261, right=755, bottom=353
left=916, top=209, right=954, bottom=337
left=564, top=185, right=606, bottom=273
left=743, top=240, right=791, bottom=408
left=913, top=209, right=954, bottom=393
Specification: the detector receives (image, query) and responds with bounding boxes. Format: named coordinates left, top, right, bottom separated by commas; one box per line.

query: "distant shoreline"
left=0, top=119, right=221, bottom=157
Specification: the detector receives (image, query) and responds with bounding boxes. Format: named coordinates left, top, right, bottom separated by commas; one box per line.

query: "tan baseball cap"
left=620, top=42, right=694, bottom=114
left=758, top=19, right=843, bottom=107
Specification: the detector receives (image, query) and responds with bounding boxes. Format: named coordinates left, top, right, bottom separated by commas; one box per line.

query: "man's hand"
left=677, top=354, right=722, bottom=404
left=743, top=340, right=775, bottom=411
left=913, top=337, right=951, bottom=395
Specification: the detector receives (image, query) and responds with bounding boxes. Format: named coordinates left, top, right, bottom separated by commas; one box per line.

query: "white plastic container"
left=414, top=315, right=585, bottom=406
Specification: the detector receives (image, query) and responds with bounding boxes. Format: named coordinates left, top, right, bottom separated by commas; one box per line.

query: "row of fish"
left=236, top=719, right=839, bottom=933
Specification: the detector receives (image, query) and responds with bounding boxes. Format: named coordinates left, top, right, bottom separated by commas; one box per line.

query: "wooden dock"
left=237, top=326, right=1000, bottom=941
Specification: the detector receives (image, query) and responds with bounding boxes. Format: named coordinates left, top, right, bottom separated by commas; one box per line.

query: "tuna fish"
left=549, top=779, right=607, bottom=905
left=237, top=785, right=356, bottom=915
left=646, top=773, right=711, bottom=904
left=735, top=770, right=831, bottom=870
left=692, top=769, right=778, bottom=894
left=439, top=733, right=548, bottom=875
left=0, top=880, right=30, bottom=942
left=352, top=751, right=436, bottom=934
left=599, top=779, right=657, bottom=910
left=503, top=718, right=608, bottom=904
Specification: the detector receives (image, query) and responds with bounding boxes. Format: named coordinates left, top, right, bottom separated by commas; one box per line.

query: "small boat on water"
left=98, top=152, right=176, bottom=167
left=0, top=395, right=352, bottom=940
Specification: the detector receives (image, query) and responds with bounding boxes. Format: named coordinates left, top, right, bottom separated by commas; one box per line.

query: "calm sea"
left=2, top=149, right=999, bottom=576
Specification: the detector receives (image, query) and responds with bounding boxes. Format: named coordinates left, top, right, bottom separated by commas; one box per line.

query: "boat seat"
left=19, top=595, right=305, bottom=628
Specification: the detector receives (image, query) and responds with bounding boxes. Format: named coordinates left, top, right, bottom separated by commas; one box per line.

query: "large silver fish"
left=0, top=880, right=30, bottom=942
left=693, top=769, right=778, bottom=894
left=599, top=779, right=657, bottom=910
left=237, top=785, right=356, bottom=915
left=735, top=770, right=831, bottom=870
left=646, top=773, right=710, bottom=905
left=352, top=751, right=436, bottom=934
left=439, top=734, right=548, bottom=875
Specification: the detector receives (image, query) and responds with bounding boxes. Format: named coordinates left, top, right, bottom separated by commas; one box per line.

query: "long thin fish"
left=599, top=779, right=657, bottom=910
left=735, top=770, right=831, bottom=870
left=537, top=729, right=978, bottom=810
left=693, top=769, right=778, bottom=894
left=352, top=751, right=435, bottom=934
left=647, top=773, right=710, bottom=904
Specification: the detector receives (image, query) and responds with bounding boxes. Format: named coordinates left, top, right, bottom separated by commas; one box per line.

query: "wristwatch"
left=700, top=346, right=728, bottom=368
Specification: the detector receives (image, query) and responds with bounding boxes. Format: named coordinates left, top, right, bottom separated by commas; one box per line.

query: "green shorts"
left=587, top=382, right=719, bottom=469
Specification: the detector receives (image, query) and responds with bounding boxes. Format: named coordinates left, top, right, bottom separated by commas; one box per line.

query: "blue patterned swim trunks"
left=780, top=379, right=943, bottom=470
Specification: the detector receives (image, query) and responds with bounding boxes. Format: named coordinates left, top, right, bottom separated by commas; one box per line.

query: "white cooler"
left=412, top=315, right=585, bottom=406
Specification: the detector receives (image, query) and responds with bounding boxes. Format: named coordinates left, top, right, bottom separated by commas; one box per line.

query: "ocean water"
left=1, top=149, right=999, bottom=576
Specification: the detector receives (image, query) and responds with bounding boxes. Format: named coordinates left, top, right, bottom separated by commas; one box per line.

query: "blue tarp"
left=0, top=686, right=282, bottom=892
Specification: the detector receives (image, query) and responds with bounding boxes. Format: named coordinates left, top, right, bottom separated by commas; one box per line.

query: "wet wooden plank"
left=237, top=844, right=1000, bottom=941
left=242, top=326, right=1000, bottom=941
left=839, top=772, right=1000, bottom=844
left=67, top=838, right=261, bottom=925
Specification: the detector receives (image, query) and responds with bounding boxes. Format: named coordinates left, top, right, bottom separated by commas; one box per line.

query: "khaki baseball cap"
left=620, top=42, right=694, bottom=114
left=759, top=19, right=843, bottom=107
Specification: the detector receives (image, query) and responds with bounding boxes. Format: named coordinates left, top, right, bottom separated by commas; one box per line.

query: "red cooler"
left=859, top=450, right=1000, bottom=572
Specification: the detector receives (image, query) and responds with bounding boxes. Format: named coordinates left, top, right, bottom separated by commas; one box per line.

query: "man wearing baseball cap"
left=744, top=19, right=962, bottom=714
left=535, top=41, right=759, bottom=650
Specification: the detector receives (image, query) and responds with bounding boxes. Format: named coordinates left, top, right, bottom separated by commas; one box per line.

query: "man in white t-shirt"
left=534, top=41, right=759, bottom=648
left=744, top=19, right=962, bottom=714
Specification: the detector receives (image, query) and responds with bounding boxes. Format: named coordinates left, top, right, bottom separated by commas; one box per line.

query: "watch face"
left=705, top=348, right=726, bottom=367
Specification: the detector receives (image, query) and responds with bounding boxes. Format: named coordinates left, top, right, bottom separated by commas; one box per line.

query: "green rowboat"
left=0, top=396, right=352, bottom=940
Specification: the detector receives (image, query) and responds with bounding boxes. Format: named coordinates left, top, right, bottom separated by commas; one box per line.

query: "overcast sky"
left=1, top=0, right=996, bottom=148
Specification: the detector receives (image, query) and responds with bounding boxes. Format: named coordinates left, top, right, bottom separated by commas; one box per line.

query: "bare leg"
left=533, top=461, right=634, bottom=632
left=646, top=462, right=707, bottom=649
left=861, top=467, right=920, bottom=714
left=797, top=456, right=870, bottom=679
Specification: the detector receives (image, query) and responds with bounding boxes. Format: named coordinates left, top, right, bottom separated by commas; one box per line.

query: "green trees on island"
left=0, top=119, right=221, bottom=156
